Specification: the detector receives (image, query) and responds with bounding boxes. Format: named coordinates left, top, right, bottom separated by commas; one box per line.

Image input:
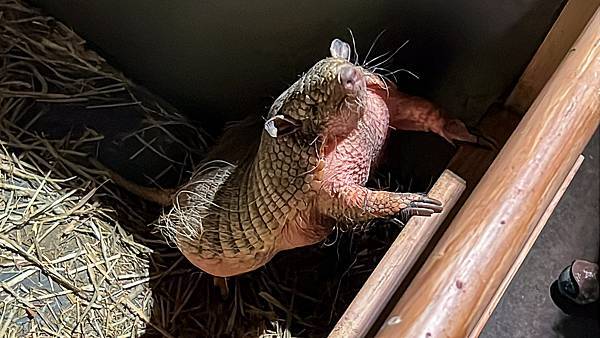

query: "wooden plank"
left=376, top=8, right=600, bottom=338
left=329, top=170, right=466, bottom=338
left=506, top=0, right=600, bottom=113
left=469, top=154, right=585, bottom=337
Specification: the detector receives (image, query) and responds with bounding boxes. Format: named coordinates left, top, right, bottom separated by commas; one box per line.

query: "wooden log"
left=447, top=109, right=521, bottom=203
left=469, top=154, right=585, bottom=337
left=329, top=170, right=466, bottom=338
left=376, top=8, right=600, bottom=338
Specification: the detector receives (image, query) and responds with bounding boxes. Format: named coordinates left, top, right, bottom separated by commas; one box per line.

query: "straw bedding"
left=0, top=1, right=406, bottom=336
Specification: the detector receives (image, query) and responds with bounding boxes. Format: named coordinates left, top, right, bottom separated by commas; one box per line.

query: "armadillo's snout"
left=339, top=65, right=365, bottom=94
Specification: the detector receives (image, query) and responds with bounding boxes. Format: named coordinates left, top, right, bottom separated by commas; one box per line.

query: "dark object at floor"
left=550, top=281, right=599, bottom=319
left=550, top=259, right=599, bottom=321
left=555, top=260, right=599, bottom=305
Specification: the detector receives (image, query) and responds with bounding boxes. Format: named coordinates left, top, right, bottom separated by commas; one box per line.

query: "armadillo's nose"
left=339, top=65, right=365, bottom=94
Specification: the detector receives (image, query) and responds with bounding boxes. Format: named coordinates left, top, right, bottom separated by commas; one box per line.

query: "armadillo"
left=102, top=39, right=490, bottom=277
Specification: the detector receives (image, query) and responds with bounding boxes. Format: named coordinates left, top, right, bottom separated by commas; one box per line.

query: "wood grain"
left=469, top=154, right=585, bottom=337
left=376, top=8, right=600, bottom=338
left=329, top=170, right=466, bottom=338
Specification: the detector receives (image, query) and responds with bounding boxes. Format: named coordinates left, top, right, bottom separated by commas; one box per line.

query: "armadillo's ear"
left=330, top=38, right=351, bottom=61
left=264, top=115, right=300, bottom=138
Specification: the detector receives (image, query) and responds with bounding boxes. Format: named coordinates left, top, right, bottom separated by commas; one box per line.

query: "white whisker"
left=367, top=40, right=410, bottom=71
left=346, top=28, right=360, bottom=65
left=363, top=29, right=387, bottom=66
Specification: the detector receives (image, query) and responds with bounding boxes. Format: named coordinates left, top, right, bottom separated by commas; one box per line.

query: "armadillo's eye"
left=264, top=115, right=300, bottom=138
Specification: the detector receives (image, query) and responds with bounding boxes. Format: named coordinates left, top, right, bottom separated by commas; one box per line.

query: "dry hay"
left=0, top=1, right=406, bottom=337
left=0, top=150, right=154, bottom=337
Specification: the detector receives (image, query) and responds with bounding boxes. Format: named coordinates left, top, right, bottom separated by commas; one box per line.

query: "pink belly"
left=322, top=90, right=390, bottom=189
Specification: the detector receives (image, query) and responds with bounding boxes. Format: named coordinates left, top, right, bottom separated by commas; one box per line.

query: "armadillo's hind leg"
left=440, top=119, right=498, bottom=149
left=375, top=83, right=497, bottom=149
left=89, top=157, right=175, bottom=206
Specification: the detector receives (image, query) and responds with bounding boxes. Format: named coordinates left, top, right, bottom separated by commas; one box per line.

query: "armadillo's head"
left=264, top=39, right=368, bottom=142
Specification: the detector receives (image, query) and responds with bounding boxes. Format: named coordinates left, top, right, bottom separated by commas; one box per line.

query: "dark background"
left=30, top=0, right=567, bottom=192
left=32, top=0, right=564, bottom=127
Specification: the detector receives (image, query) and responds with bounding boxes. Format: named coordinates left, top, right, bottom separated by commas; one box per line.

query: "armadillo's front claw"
left=402, top=207, right=436, bottom=217
left=417, top=195, right=443, bottom=207
left=400, top=194, right=443, bottom=218
left=467, top=126, right=499, bottom=150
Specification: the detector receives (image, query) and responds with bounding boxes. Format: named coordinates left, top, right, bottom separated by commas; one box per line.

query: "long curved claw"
left=418, top=196, right=443, bottom=206
left=440, top=119, right=498, bottom=150
left=402, top=207, right=436, bottom=217
left=410, top=202, right=443, bottom=213
left=467, top=126, right=499, bottom=150
left=399, top=194, right=443, bottom=218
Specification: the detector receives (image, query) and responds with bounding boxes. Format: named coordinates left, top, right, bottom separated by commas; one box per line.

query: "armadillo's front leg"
left=319, top=184, right=442, bottom=222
